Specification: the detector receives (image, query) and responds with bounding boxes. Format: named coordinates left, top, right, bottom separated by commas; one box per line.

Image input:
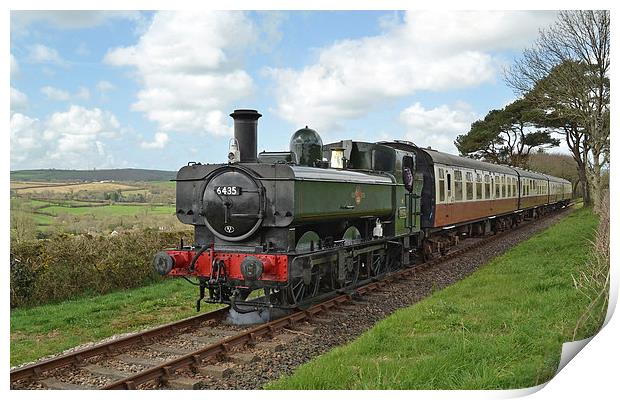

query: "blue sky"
left=10, top=10, right=562, bottom=171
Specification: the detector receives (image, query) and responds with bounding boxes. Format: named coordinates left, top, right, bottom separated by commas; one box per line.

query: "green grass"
left=10, top=278, right=220, bottom=366
left=268, top=207, right=600, bottom=390
left=40, top=203, right=175, bottom=217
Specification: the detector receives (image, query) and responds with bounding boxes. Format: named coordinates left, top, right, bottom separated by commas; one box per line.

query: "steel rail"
left=10, top=307, right=231, bottom=382
left=102, top=206, right=570, bottom=390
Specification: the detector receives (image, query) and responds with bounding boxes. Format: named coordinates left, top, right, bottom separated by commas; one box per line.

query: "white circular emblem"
left=224, top=225, right=235, bottom=234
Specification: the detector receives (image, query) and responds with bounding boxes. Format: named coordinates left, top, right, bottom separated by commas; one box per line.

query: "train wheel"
left=369, top=250, right=387, bottom=277
left=422, top=240, right=434, bottom=262
left=285, top=266, right=320, bottom=306
left=332, top=254, right=360, bottom=289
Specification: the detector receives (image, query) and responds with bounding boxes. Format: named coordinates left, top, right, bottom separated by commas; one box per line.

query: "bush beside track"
left=10, top=230, right=192, bottom=308
left=268, top=206, right=602, bottom=389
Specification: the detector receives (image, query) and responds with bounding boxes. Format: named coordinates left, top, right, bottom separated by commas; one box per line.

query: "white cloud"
left=41, top=86, right=70, bottom=101
left=11, top=54, right=19, bottom=76
left=11, top=87, right=28, bottom=110
left=27, top=44, right=66, bottom=65
left=75, top=86, right=90, bottom=100
left=10, top=106, right=121, bottom=169
left=400, top=102, right=478, bottom=154
left=140, top=132, right=169, bottom=149
left=41, top=85, right=91, bottom=101
left=10, top=113, right=42, bottom=163
left=11, top=11, right=143, bottom=34
left=105, top=11, right=256, bottom=136
left=96, top=80, right=115, bottom=92
left=268, top=10, right=556, bottom=131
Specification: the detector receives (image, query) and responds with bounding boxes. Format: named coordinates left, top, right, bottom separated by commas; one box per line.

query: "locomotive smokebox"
left=230, top=109, right=262, bottom=163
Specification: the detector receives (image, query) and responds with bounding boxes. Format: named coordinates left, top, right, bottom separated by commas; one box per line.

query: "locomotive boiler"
left=153, top=109, right=571, bottom=312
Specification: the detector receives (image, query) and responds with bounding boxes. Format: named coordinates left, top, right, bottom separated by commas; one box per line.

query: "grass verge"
left=10, top=278, right=219, bottom=366
left=268, top=207, right=600, bottom=389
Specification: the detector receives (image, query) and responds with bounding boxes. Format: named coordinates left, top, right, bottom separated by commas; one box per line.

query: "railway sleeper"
left=227, top=352, right=260, bottom=365
left=115, top=355, right=168, bottom=368
left=197, top=364, right=233, bottom=379
left=166, top=376, right=204, bottom=390
left=82, top=365, right=131, bottom=380
left=42, top=378, right=97, bottom=390
left=148, top=344, right=194, bottom=356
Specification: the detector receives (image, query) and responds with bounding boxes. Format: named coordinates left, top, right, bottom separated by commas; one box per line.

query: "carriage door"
left=445, top=167, right=455, bottom=221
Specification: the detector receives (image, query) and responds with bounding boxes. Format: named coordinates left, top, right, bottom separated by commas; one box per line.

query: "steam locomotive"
left=153, top=109, right=571, bottom=312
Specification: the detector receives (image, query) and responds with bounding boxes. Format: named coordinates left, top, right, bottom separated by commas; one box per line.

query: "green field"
left=41, top=203, right=174, bottom=217
left=10, top=278, right=219, bottom=366
left=268, top=207, right=601, bottom=389
left=11, top=182, right=179, bottom=234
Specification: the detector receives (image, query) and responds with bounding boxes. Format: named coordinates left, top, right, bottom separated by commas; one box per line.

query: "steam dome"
left=290, top=126, right=323, bottom=167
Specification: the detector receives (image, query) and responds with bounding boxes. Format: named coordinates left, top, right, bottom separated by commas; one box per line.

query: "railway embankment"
left=268, top=205, right=603, bottom=389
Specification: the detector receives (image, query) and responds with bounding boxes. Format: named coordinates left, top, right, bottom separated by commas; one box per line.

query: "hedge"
left=10, top=230, right=193, bottom=308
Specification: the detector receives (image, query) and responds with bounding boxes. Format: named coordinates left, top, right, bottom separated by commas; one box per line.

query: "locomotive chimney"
left=230, top=109, right=262, bottom=163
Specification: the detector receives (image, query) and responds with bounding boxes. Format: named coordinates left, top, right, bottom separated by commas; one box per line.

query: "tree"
left=10, top=199, right=36, bottom=244
left=528, top=151, right=580, bottom=194
left=525, top=63, right=594, bottom=204
left=455, top=98, right=560, bottom=167
left=505, top=10, right=610, bottom=209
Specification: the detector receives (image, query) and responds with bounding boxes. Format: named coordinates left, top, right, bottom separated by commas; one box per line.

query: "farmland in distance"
left=10, top=169, right=186, bottom=238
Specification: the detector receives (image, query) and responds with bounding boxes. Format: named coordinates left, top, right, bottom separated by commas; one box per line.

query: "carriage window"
left=524, top=180, right=528, bottom=196
left=465, top=172, right=474, bottom=201
left=476, top=173, right=483, bottom=200
left=484, top=174, right=491, bottom=199
left=495, top=176, right=501, bottom=198
left=454, top=170, right=463, bottom=201
left=513, top=178, right=517, bottom=197
left=507, top=177, right=511, bottom=197
left=438, top=168, right=445, bottom=202
left=525, top=181, right=529, bottom=196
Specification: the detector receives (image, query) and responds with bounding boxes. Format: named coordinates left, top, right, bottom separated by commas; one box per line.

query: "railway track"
left=10, top=206, right=571, bottom=390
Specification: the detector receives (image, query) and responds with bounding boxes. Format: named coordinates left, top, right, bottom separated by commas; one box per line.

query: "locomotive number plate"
left=215, top=186, right=242, bottom=196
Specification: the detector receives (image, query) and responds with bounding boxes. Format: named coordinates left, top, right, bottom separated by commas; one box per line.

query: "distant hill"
left=10, top=168, right=177, bottom=182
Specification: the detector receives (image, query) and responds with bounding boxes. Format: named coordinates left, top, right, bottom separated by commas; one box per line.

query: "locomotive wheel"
left=286, top=266, right=320, bottom=306
left=369, top=250, right=387, bottom=277
left=386, top=245, right=402, bottom=272
left=332, top=254, right=360, bottom=289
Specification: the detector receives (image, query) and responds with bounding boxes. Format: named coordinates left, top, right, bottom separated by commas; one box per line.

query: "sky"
left=9, top=10, right=565, bottom=171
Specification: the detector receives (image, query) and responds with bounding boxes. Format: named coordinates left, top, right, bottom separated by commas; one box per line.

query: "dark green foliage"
left=10, top=230, right=192, bottom=308
left=10, top=168, right=176, bottom=182
left=455, top=98, right=560, bottom=167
